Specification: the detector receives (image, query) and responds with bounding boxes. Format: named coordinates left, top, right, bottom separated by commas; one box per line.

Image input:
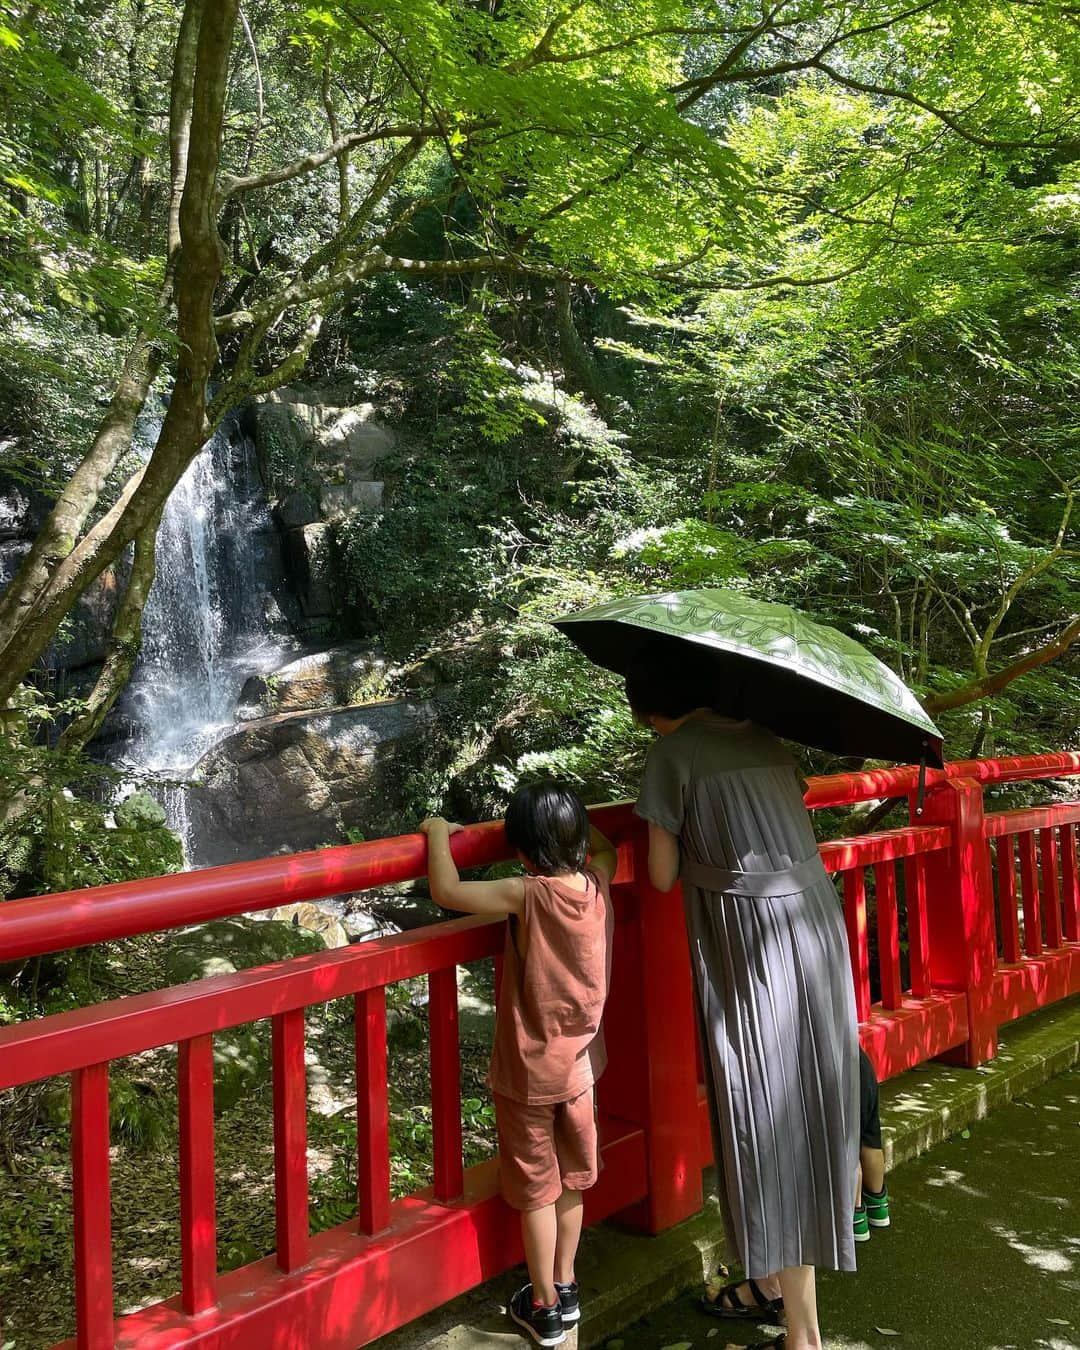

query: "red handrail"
left=0, top=802, right=636, bottom=964
left=1, top=757, right=1078, bottom=1350
left=5, top=754, right=1078, bottom=966
left=804, top=750, right=1080, bottom=808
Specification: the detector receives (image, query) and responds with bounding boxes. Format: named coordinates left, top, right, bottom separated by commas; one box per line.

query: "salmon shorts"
left=494, top=1088, right=598, bottom=1212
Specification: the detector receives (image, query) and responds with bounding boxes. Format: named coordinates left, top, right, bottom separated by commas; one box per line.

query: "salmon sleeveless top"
left=487, top=869, right=614, bottom=1105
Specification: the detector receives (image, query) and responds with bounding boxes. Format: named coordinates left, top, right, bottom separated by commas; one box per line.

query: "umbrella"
left=552, top=588, right=943, bottom=769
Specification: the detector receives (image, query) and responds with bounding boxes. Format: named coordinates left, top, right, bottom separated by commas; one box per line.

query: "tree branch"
left=218, top=123, right=438, bottom=198
left=215, top=249, right=572, bottom=333
left=809, top=60, right=1080, bottom=152
left=926, top=615, right=1080, bottom=714
left=237, top=6, right=264, bottom=176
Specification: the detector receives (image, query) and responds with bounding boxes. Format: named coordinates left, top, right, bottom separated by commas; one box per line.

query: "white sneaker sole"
left=509, top=1306, right=566, bottom=1346
left=561, top=1307, right=581, bottom=1324
left=854, top=1229, right=871, bottom=1242
left=868, top=1216, right=891, bottom=1228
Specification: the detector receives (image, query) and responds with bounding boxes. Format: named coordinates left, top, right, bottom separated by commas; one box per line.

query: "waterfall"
left=115, top=413, right=293, bottom=851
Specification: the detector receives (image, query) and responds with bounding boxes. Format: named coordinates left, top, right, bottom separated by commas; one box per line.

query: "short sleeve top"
left=634, top=716, right=818, bottom=874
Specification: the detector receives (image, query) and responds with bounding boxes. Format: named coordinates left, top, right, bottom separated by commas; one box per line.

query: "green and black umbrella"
left=553, top=588, right=943, bottom=769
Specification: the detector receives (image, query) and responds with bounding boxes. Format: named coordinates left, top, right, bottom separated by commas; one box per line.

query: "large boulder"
left=185, top=697, right=438, bottom=867
left=242, top=387, right=395, bottom=633
left=267, top=901, right=350, bottom=949
left=283, top=520, right=336, bottom=618
left=245, top=386, right=396, bottom=502
left=164, top=915, right=325, bottom=984
left=275, top=489, right=321, bottom=530
left=319, top=479, right=383, bottom=519
left=237, top=642, right=388, bottom=719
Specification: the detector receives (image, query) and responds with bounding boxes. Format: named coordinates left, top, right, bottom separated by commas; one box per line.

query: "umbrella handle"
left=915, top=747, right=928, bottom=817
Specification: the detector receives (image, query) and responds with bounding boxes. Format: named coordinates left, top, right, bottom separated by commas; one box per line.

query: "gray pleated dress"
left=635, top=715, right=859, bottom=1277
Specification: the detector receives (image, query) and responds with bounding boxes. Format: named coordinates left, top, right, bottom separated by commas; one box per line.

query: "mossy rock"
left=164, top=916, right=324, bottom=984
left=115, top=791, right=167, bottom=831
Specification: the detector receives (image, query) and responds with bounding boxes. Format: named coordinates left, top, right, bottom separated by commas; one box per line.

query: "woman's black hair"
left=625, top=646, right=744, bottom=722
left=504, top=780, right=590, bottom=876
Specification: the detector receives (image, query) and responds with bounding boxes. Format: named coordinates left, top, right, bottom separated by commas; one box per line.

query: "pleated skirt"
left=687, top=874, right=860, bottom=1277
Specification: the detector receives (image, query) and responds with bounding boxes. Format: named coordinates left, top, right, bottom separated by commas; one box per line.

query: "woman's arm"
left=420, top=817, right=525, bottom=917
left=646, top=822, right=680, bottom=893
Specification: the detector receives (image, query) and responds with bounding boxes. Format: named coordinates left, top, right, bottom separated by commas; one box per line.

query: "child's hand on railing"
left=419, top=817, right=465, bottom=836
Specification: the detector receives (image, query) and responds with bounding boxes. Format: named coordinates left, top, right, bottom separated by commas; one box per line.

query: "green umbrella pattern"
left=554, top=588, right=943, bottom=767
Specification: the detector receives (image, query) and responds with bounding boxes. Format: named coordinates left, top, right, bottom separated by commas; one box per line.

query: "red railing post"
left=178, top=1035, right=217, bottom=1314
left=913, top=778, right=999, bottom=1066
left=843, top=869, right=872, bottom=1021
left=429, top=966, right=465, bottom=1204
left=356, top=988, right=391, bottom=1235
left=1062, top=823, right=1080, bottom=942
left=71, top=1063, right=114, bottom=1350
left=272, top=1008, right=309, bottom=1273
left=597, top=824, right=703, bottom=1233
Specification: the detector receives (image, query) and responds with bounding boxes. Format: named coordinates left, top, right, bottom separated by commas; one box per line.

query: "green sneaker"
left=853, top=1205, right=870, bottom=1242
left=865, top=1186, right=890, bottom=1228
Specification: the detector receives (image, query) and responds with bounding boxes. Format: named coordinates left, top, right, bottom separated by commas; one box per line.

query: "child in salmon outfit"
left=421, top=782, right=616, bottom=1347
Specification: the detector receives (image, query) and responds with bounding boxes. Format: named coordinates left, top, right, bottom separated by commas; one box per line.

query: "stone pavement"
left=610, top=1066, right=1080, bottom=1350
left=374, top=999, right=1080, bottom=1350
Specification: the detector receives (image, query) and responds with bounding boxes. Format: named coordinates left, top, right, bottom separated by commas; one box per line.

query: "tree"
left=1, top=0, right=1077, bottom=754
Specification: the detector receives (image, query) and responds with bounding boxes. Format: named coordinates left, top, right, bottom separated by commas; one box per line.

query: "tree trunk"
left=0, top=333, right=162, bottom=657
left=168, top=0, right=202, bottom=258
left=0, top=0, right=238, bottom=707
left=554, top=278, right=611, bottom=420
left=57, top=518, right=160, bottom=752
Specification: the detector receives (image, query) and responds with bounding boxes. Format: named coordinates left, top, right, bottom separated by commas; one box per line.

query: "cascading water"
left=114, top=412, right=294, bottom=853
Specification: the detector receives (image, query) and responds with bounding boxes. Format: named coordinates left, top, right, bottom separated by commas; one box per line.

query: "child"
left=421, top=782, right=617, bottom=1348
left=853, top=1047, right=891, bottom=1241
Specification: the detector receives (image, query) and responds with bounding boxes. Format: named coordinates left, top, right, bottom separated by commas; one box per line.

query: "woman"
left=628, top=657, right=859, bottom=1350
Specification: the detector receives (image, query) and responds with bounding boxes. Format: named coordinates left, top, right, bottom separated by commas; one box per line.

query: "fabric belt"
left=680, top=852, right=827, bottom=898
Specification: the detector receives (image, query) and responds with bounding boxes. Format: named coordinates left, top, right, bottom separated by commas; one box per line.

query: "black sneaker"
left=555, top=1280, right=580, bottom=1325
left=508, top=1284, right=566, bottom=1346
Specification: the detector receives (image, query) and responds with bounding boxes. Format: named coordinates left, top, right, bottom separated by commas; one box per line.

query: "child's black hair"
left=504, top=781, right=590, bottom=876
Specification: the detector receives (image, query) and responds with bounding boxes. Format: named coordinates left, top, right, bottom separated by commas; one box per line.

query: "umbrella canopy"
left=553, top=588, right=943, bottom=766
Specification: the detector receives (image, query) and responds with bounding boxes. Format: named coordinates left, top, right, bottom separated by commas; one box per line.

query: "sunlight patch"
left=990, top=1224, right=1074, bottom=1273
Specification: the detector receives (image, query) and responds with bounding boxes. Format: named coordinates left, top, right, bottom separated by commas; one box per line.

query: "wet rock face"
left=237, top=642, right=388, bottom=719
left=185, top=697, right=437, bottom=867
left=1, top=532, right=126, bottom=677
left=244, top=385, right=395, bottom=629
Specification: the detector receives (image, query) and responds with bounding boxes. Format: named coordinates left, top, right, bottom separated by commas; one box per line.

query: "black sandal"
left=700, top=1276, right=784, bottom=1320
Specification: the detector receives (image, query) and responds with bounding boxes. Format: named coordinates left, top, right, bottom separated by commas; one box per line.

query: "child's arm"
left=420, top=817, right=525, bottom=917
left=588, top=823, right=618, bottom=884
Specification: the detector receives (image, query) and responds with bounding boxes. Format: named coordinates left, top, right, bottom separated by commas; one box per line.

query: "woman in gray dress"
left=627, top=659, right=859, bottom=1350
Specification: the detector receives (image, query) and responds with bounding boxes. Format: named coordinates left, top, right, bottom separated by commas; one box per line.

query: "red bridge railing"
left=1, top=755, right=1078, bottom=1349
